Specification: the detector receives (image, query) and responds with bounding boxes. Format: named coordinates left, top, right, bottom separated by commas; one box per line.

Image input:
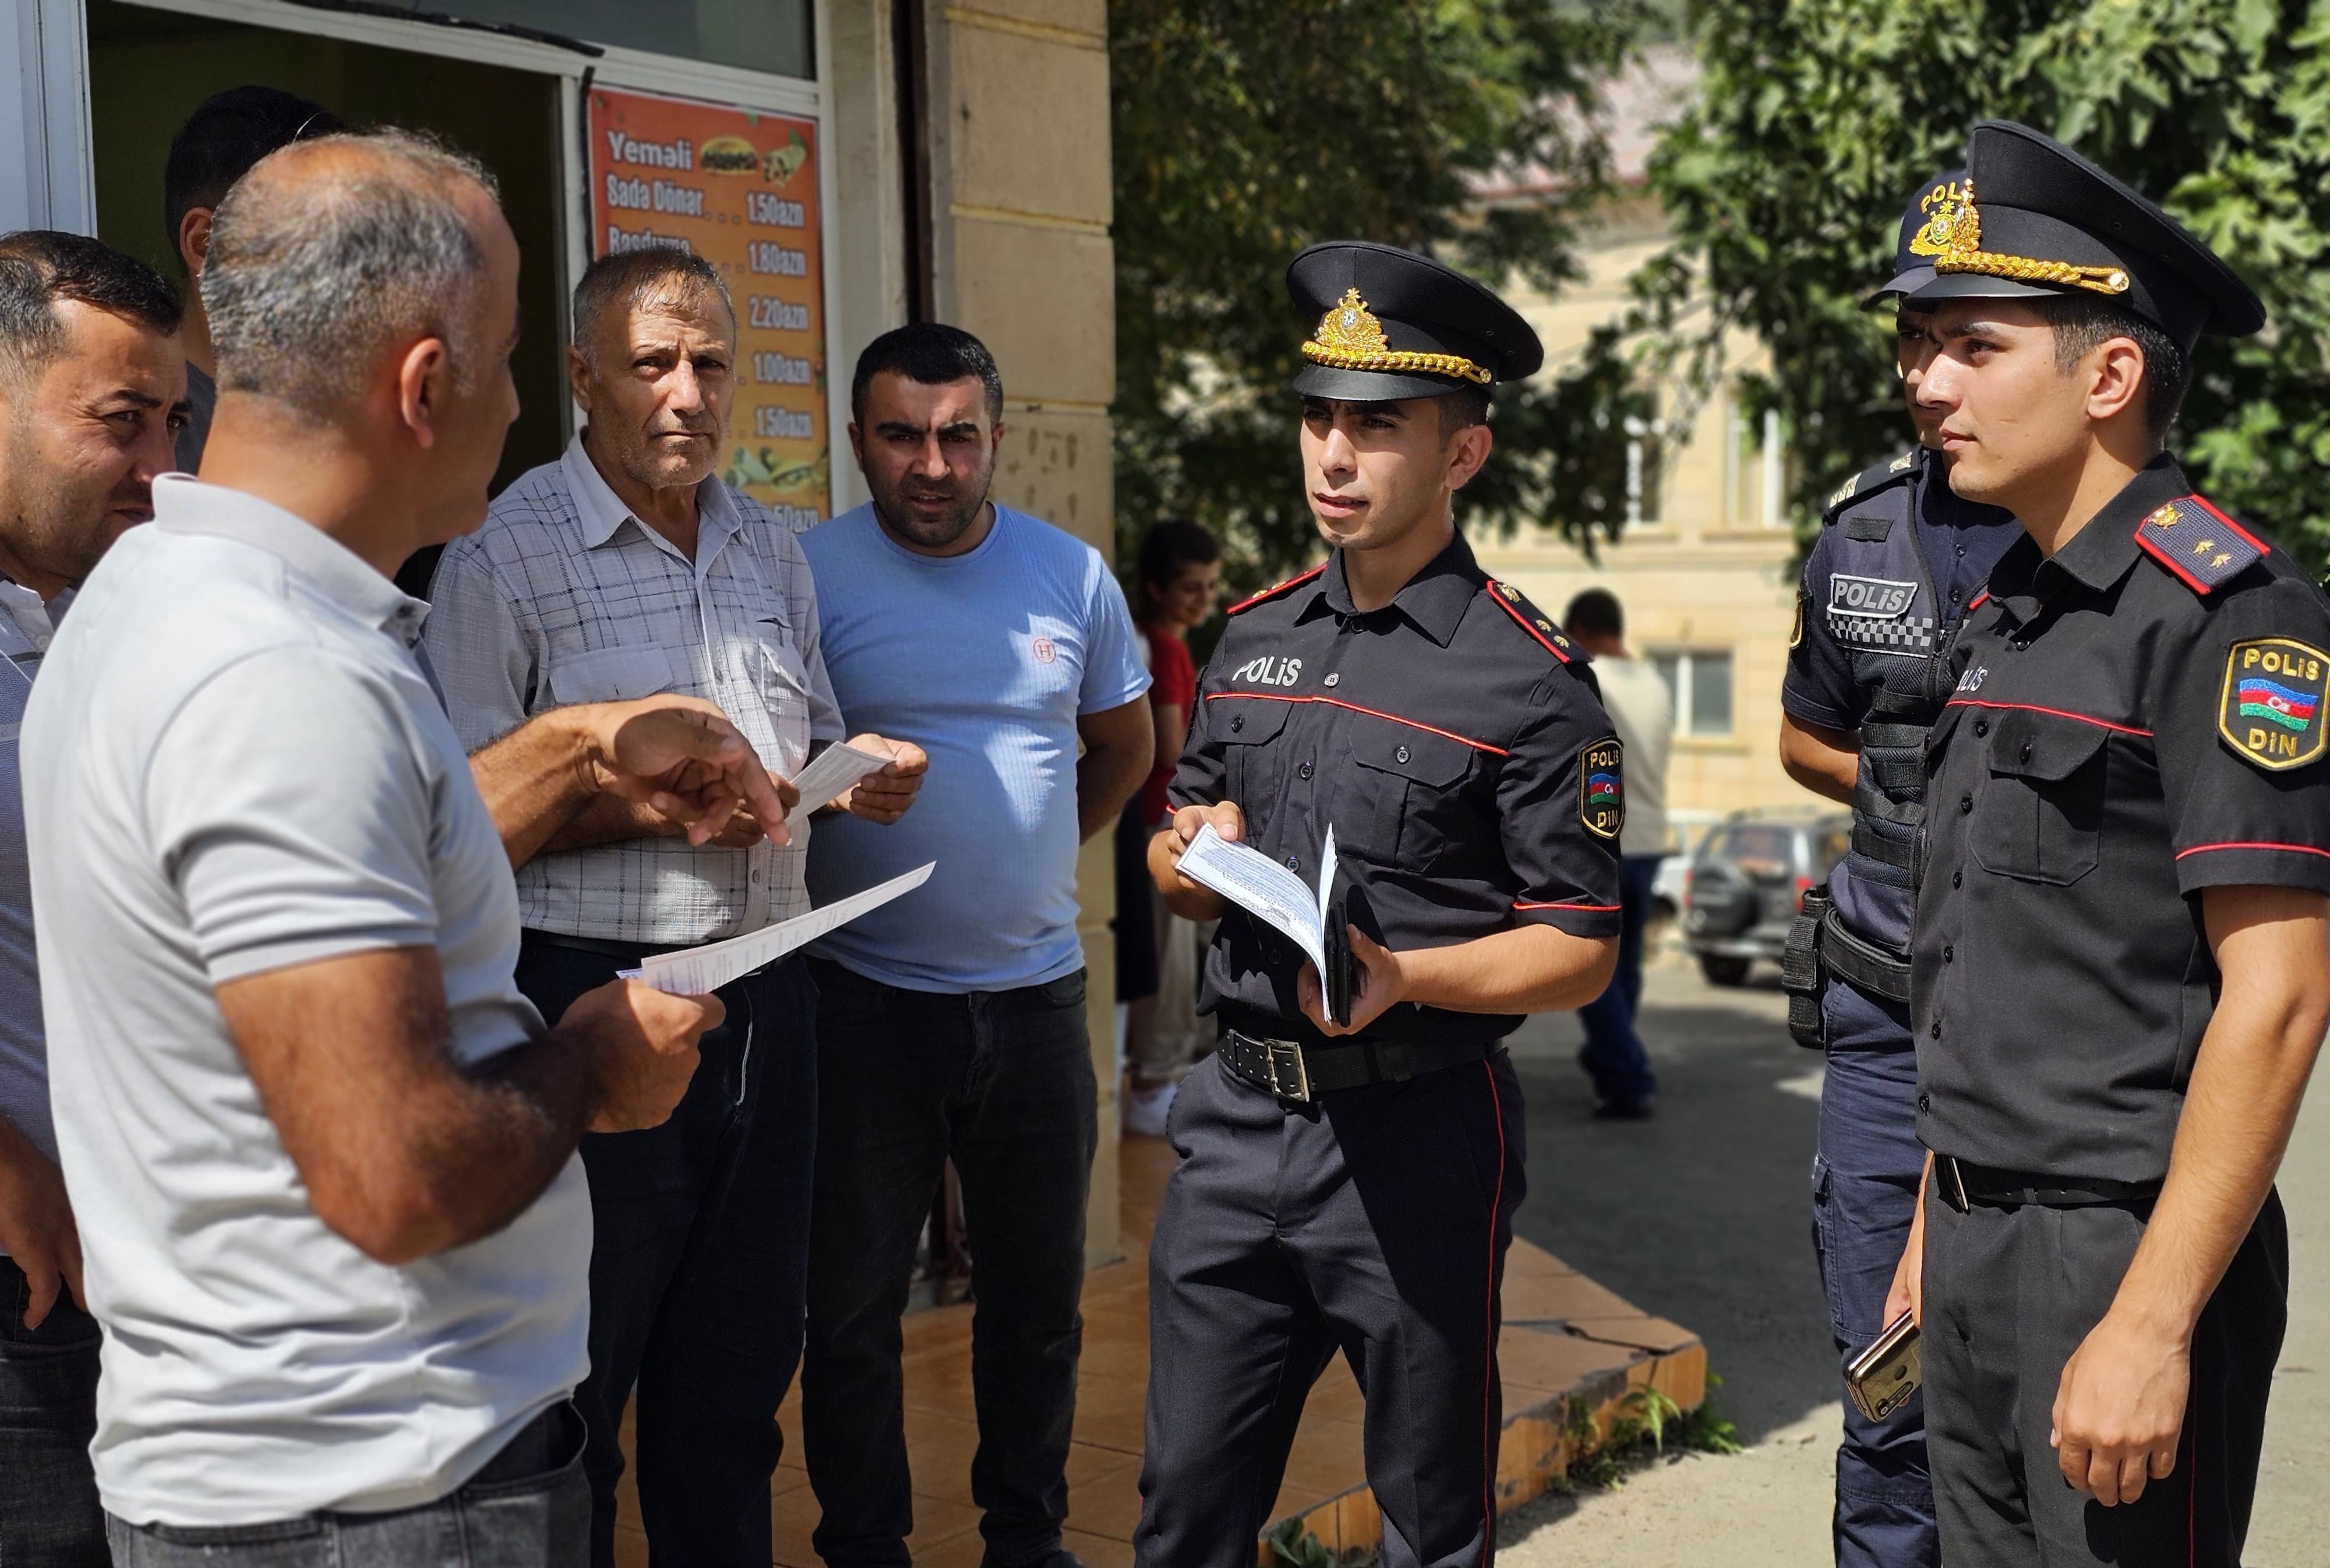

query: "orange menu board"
left=586, top=86, right=828, bottom=526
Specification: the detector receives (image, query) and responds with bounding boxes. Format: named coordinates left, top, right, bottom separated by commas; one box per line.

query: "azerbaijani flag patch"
left=1579, top=739, right=1625, bottom=840
left=2218, top=637, right=2329, bottom=771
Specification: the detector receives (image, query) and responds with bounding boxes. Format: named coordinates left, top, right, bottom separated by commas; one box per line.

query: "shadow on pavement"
left=1505, top=956, right=1839, bottom=1446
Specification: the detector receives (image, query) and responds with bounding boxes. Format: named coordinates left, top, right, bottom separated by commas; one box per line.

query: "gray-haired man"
left=0, top=229, right=187, bottom=1568
left=425, top=245, right=926, bottom=1568
left=26, top=132, right=788, bottom=1566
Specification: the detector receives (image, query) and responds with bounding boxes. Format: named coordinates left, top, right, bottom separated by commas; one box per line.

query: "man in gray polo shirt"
left=0, top=229, right=187, bottom=1568
left=23, top=131, right=785, bottom=1566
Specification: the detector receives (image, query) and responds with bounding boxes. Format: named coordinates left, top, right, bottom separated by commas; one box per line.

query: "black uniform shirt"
left=1170, top=533, right=1623, bottom=1050
left=1914, top=456, right=2330, bottom=1182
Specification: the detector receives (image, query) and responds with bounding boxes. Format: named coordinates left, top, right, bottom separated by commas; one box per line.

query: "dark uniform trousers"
left=1135, top=1048, right=1526, bottom=1568
left=1922, top=1185, right=2287, bottom=1567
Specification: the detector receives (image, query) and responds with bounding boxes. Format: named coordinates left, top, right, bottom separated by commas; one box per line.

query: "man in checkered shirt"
left=424, top=246, right=926, bottom=1568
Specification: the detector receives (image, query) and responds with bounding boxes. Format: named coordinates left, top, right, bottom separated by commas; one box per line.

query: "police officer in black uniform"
left=1133, top=242, right=1625, bottom=1568
left=1776, top=170, right=2022, bottom=1568
left=1897, top=122, right=2330, bottom=1567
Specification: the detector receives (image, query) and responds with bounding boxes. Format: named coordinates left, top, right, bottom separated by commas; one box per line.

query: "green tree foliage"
left=1623, top=0, right=2330, bottom=571
left=1109, top=0, right=1643, bottom=589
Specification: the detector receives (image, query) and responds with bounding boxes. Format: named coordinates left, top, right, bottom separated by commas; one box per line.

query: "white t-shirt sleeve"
left=147, top=645, right=440, bottom=984
left=1078, top=549, right=1152, bottom=715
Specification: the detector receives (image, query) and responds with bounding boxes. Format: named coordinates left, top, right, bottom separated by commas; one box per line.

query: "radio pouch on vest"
left=1781, top=884, right=1831, bottom=1049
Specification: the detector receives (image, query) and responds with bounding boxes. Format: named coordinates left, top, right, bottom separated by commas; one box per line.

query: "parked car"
left=1683, top=808, right=1852, bottom=986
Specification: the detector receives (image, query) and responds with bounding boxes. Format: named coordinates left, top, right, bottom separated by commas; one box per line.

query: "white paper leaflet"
left=1174, top=823, right=1343, bottom=1023
left=785, top=740, right=894, bottom=822
left=624, top=861, right=934, bottom=995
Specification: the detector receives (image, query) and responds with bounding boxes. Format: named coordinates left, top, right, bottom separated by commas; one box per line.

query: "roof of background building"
left=1470, top=43, right=1699, bottom=205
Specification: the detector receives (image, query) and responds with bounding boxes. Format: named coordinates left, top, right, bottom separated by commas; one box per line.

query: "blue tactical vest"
left=1809, top=449, right=1976, bottom=958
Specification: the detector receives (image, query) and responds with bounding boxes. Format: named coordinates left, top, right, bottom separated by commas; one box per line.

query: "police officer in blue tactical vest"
left=1775, top=171, right=2024, bottom=1568
left=1135, top=242, right=1626, bottom=1568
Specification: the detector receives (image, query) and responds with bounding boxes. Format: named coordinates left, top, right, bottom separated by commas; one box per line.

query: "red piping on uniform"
left=2175, top=840, right=2330, bottom=862
left=2135, top=531, right=2218, bottom=596
left=1480, top=584, right=1570, bottom=662
left=1943, top=697, right=2154, bottom=738
left=1205, top=691, right=1511, bottom=755
left=1967, top=589, right=1990, bottom=610
left=1226, top=563, right=1326, bottom=616
left=1479, top=1058, right=1506, bottom=1567
left=1514, top=899, right=1621, bottom=912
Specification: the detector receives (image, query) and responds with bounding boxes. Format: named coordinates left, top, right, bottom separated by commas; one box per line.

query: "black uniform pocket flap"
left=1986, top=708, right=2109, bottom=782
left=1209, top=695, right=1293, bottom=745
left=1349, top=718, right=1473, bottom=787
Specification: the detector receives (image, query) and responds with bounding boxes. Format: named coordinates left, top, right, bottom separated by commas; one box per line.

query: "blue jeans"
left=104, top=1402, right=588, bottom=1567
left=1577, top=853, right=1661, bottom=1102
left=0, top=1255, right=104, bottom=1566
left=802, top=960, right=1097, bottom=1568
left=512, top=937, right=820, bottom=1568
left=1811, top=976, right=1938, bottom=1568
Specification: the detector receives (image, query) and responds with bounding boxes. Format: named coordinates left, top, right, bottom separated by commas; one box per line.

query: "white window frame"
left=83, top=0, right=848, bottom=472
left=1651, top=646, right=1735, bottom=739
left=2, top=0, right=96, bottom=234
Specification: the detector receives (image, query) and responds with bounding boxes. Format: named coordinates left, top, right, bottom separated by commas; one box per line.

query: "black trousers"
left=801, top=959, right=1097, bottom=1568
left=513, top=935, right=820, bottom=1568
left=1135, top=1048, right=1526, bottom=1568
left=0, top=1256, right=104, bottom=1566
left=1922, top=1182, right=2287, bottom=1568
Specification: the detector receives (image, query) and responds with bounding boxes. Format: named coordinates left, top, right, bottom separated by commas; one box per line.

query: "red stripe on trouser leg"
left=1480, top=1060, right=1506, bottom=1567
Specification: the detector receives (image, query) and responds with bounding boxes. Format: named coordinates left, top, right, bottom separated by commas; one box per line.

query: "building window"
left=384, top=1, right=816, bottom=79
left=1624, top=414, right=1664, bottom=527
left=1725, top=402, right=1787, bottom=527
left=1651, top=648, right=1734, bottom=737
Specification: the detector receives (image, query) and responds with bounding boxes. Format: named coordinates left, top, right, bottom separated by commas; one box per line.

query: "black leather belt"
left=1934, top=1153, right=2161, bottom=1213
left=1219, top=1029, right=1494, bottom=1105
left=1819, top=906, right=1912, bottom=1004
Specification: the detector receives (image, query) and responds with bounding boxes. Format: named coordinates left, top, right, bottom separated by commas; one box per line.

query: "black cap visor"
left=1864, top=263, right=1938, bottom=308
left=1904, top=271, right=2067, bottom=306
left=1290, top=363, right=1477, bottom=402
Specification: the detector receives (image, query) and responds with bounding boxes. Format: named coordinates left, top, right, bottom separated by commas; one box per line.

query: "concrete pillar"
left=919, top=0, right=1122, bottom=1266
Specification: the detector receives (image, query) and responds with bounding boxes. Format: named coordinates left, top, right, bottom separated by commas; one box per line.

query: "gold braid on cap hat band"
left=1302, top=288, right=1495, bottom=385
left=1923, top=178, right=2131, bottom=296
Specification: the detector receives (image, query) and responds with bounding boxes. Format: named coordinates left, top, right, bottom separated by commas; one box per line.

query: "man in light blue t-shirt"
left=798, top=323, right=1150, bottom=1568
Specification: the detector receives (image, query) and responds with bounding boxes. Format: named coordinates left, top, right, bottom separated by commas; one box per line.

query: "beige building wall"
left=1481, top=209, right=1824, bottom=845
left=919, top=0, right=1125, bottom=1266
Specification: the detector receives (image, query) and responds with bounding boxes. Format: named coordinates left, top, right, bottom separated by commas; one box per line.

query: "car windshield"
left=1708, top=824, right=1798, bottom=877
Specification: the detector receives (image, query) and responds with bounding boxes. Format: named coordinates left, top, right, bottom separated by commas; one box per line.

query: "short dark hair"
left=163, top=86, right=344, bottom=264
left=2034, top=295, right=2189, bottom=447
left=1136, top=517, right=1219, bottom=592
left=1435, top=384, right=1492, bottom=440
left=851, top=322, right=1002, bottom=426
left=571, top=245, right=734, bottom=358
left=0, top=231, right=182, bottom=391
left=1562, top=587, right=1624, bottom=641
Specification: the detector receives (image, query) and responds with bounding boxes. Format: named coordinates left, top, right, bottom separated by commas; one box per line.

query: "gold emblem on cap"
left=1930, top=178, right=2132, bottom=296
left=1907, top=179, right=1973, bottom=258
left=1302, top=287, right=1494, bottom=386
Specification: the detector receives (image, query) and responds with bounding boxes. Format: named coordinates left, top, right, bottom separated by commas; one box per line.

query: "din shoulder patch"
left=1226, top=563, right=1325, bottom=616
left=1823, top=451, right=1919, bottom=523
left=2219, top=637, right=2329, bottom=771
left=1482, top=580, right=1574, bottom=663
left=1579, top=737, right=1624, bottom=840
left=2135, top=496, right=2266, bottom=595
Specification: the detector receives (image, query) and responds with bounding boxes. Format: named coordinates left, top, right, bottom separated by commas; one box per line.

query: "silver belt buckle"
left=1266, top=1039, right=1312, bottom=1104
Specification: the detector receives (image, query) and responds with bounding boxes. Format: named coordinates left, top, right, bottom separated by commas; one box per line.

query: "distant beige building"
left=1477, top=49, right=1823, bottom=847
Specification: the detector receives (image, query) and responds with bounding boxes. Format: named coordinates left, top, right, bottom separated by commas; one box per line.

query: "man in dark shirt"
left=1776, top=170, right=2022, bottom=1568
left=1889, top=122, right=2330, bottom=1568
left=160, top=87, right=342, bottom=471
left=1136, top=242, right=1623, bottom=1568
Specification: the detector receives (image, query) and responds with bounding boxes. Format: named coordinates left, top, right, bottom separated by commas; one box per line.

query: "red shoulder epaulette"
left=2134, top=495, right=2266, bottom=596
left=1226, top=563, right=1326, bottom=616
left=1481, top=580, right=1572, bottom=663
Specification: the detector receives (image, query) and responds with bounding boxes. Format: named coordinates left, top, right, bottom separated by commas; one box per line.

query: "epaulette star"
left=1823, top=451, right=1919, bottom=523
left=1481, top=580, right=1575, bottom=663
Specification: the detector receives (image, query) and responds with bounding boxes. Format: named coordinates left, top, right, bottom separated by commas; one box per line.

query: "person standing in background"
left=1562, top=587, right=1668, bottom=1120
left=159, top=86, right=342, bottom=471
left=0, top=229, right=187, bottom=1568
left=799, top=322, right=1151, bottom=1568
left=1121, top=518, right=1220, bottom=1136
left=423, top=244, right=927, bottom=1568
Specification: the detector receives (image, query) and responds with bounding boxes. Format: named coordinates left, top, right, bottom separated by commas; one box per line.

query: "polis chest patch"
left=1579, top=737, right=1624, bottom=841
left=1830, top=574, right=1916, bottom=618
left=2219, top=637, right=2328, bottom=771
left=1826, top=574, right=1933, bottom=655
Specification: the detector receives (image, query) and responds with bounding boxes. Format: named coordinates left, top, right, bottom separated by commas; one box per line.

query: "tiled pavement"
left=615, top=1132, right=1705, bottom=1566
